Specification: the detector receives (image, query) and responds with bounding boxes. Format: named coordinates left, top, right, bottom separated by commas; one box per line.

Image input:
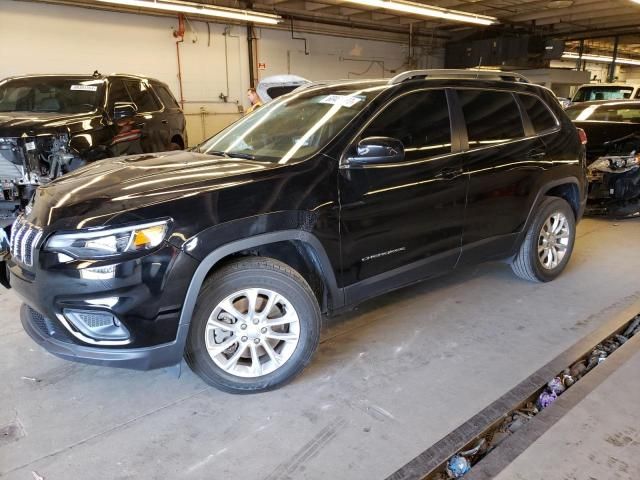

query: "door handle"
left=161, top=119, right=169, bottom=124
left=436, top=167, right=463, bottom=179
left=527, top=149, right=546, bottom=160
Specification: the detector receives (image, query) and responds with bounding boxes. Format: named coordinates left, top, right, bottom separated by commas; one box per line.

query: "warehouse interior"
left=1, top=0, right=640, bottom=479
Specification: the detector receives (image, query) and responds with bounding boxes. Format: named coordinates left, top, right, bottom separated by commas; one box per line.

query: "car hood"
left=0, top=111, right=99, bottom=137
left=573, top=121, right=640, bottom=163
left=27, top=150, right=280, bottom=229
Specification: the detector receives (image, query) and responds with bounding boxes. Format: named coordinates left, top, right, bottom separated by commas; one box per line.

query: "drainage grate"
left=387, top=306, right=640, bottom=480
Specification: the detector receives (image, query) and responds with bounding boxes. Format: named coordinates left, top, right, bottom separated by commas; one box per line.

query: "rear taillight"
left=576, top=127, right=587, bottom=145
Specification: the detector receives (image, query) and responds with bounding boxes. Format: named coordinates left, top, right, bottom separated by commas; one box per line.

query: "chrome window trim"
left=340, top=85, right=562, bottom=169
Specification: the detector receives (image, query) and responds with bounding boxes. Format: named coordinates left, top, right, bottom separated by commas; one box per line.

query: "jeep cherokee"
left=1, top=70, right=587, bottom=393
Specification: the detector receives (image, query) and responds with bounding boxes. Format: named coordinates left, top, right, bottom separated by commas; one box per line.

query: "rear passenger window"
left=363, top=90, right=451, bottom=161
left=124, top=80, right=161, bottom=112
left=154, top=84, right=180, bottom=109
left=518, top=94, right=558, bottom=133
left=457, top=90, right=524, bottom=147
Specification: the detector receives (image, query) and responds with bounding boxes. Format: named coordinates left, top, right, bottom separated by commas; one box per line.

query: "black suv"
left=1, top=70, right=587, bottom=393
left=0, top=73, right=186, bottom=224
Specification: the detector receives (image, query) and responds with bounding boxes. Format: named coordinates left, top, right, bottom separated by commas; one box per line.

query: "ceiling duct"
left=445, top=35, right=565, bottom=69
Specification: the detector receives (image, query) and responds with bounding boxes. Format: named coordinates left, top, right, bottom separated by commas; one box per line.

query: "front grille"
left=27, top=306, right=75, bottom=344
left=10, top=217, right=42, bottom=267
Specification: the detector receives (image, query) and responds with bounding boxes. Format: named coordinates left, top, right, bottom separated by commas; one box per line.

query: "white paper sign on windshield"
left=319, top=95, right=363, bottom=108
left=70, top=85, right=98, bottom=92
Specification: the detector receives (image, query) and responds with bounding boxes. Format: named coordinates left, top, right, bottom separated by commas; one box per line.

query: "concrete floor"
left=1, top=217, right=639, bottom=480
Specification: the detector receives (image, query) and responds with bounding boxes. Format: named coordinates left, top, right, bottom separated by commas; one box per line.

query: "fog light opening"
left=63, top=309, right=130, bottom=341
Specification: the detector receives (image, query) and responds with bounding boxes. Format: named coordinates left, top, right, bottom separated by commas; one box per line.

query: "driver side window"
left=362, top=89, right=452, bottom=161
left=107, top=78, right=133, bottom=111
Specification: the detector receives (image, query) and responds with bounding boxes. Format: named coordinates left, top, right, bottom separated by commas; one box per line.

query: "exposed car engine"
left=586, top=134, right=640, bottom=217
left=1, top=134, right=80, bottom=217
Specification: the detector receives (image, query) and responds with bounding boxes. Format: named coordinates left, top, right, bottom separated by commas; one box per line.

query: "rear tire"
left=511, top=197, right=576, bottom=282
left=185, top=257, right=321, bottom=394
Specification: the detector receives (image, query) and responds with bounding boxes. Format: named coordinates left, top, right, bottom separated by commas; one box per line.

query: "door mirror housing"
left=113, top=102, right=137, bottom=121
left=347, top=137, right=404, bottom=165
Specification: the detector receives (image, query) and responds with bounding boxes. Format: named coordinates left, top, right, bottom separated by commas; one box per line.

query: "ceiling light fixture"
left=547, top=0, right=574, bottom=8
left=95, top=0, right=281, bottom=24
left=562, top=52, right=640, bottom=66
left=342, top=0, right=498, bottom=25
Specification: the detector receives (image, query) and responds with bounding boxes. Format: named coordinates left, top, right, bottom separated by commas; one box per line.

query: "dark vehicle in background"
left=566, top=100, right=640, bottom=216
left=0, top=73, right=186, bottom=225
left=2, top=70, right=586, bottom=393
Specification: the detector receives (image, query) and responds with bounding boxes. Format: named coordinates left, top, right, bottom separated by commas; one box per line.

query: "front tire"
left=511, top=197, right=576, bottom=282
left=185, top=257, right=321, bottom=394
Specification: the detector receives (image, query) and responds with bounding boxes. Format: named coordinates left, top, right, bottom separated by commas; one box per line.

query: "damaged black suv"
left=0, top=73, right=186, bottom=225
left=2, top=70, right=587, bottom=393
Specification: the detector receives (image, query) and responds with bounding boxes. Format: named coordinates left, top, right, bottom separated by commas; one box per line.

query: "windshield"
left=197, top=84, right=385, bottom=164
left=572, top=86, right=634, bottom=102
left=0, top=77, right=105, bottom=114
left=566, top=103, right=640, bottom=123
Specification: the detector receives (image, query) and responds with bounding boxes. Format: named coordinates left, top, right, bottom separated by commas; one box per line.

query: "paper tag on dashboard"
left=25, top=141, right=36, bottom=151
left=319, top=95, right=363, bottom=108
left=70, top=85, right=98, bottom=92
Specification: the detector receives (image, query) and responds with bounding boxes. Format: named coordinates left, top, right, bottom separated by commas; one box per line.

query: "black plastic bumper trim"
left=21, top=303, right=187, bottom=370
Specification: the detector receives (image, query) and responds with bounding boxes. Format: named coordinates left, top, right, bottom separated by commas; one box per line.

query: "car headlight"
left=45, top=220, right=169, bottom=259
left=588, top=153, right=640, bottom=174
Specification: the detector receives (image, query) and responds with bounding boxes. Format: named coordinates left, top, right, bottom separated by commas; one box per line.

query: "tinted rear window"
left=154, top=84, right=180, bottom=109
left=565, top=104, right=640, bottom=123
left=457, top=90, right=525, bottom=147
left=124, top=80, right=161, bottom=112
left=518, top=94, right=558, bottom=133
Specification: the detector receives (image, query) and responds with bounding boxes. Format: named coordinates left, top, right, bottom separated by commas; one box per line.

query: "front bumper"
left=21, top=303, right=189, bottom=369
left=9, top=237, right=200, bottom=369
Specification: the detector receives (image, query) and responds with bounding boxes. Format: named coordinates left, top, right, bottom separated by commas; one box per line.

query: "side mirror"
left=113, top=102, right=137, bottom=121
left=347, top=136, right=404, bottom=165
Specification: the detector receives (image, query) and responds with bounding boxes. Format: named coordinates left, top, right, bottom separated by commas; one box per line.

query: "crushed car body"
left=566, top=100, right=640, bottom=217
left=0, top=72, right=186, bottom=226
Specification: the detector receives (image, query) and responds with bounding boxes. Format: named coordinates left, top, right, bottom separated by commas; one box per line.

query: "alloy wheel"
left=538, top=211, right=570, bottom=270
left=204, top=288, right=300, bottom=378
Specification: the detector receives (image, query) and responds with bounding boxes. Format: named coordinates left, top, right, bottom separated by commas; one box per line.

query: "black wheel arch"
left=178, top=230, right=342, bottom=334
left=517, top=176, right=585, bottom=247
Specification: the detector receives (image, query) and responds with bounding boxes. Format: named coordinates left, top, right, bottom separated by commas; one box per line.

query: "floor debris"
left=438, top=313, right=640, bottom=479
left=31, top=471, right=44, bottom=480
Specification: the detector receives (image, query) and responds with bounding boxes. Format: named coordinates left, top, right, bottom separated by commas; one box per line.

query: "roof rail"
left=389, top=69, right=530, bottom=85
left=291, top=79, right=378, bottom=93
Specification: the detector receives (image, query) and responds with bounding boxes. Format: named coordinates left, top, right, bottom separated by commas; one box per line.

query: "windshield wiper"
left=205, top=150, right=255, bottom=160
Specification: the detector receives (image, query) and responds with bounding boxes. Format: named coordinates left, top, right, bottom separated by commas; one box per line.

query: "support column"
left=247, top=23, right=255, bottom=88
left=607, top=36, right=619, bottom=83
left=576, top=39, right=584, bottom=71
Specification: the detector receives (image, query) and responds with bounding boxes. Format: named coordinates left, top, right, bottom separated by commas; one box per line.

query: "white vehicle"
left=572, top=83, right=640, bottom=103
